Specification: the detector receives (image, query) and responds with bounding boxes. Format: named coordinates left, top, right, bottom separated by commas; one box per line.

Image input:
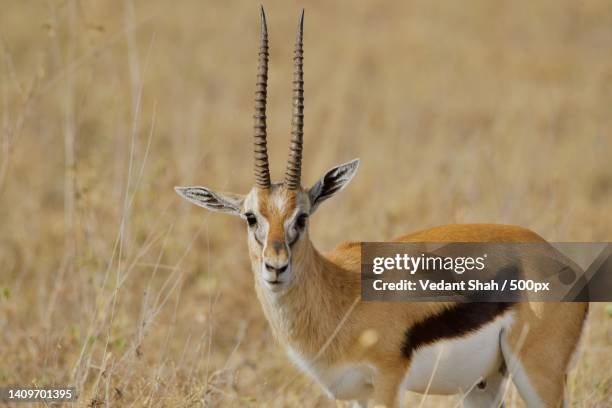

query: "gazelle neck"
left=253, top=234, right=360, bottom=361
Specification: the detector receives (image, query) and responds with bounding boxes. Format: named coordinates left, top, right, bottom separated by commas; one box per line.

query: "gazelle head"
left=175, top=7, right=359, bottom=293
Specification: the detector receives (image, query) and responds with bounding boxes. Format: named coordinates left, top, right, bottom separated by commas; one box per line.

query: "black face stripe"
left=287, top=231, right=300, bottom=247
left=401, top=302, right=514, bottom=359
left=253, top=231, right=264, bottom=247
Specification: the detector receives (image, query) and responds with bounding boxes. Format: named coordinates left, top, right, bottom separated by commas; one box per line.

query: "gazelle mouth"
left=265, top=279, right=282, bottom=285
left=264, top=278, right=288, bottom=290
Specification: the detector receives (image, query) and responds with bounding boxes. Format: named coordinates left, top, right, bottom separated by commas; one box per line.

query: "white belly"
left=402, top=315, right=509, bottom=395
left=286, top=314, right=512, bottom=400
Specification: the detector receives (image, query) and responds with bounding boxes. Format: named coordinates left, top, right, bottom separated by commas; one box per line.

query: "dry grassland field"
left=0, top=0, right=611, bottom=407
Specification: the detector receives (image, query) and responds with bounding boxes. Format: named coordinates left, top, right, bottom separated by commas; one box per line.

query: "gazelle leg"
left=501, top=340, right=564, bottom=407
left=372, top=364, right=407, bottom=408
left=500, top=303, right=582, bottom=408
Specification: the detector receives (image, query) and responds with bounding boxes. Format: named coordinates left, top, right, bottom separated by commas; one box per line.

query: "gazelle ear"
left=307, top=158, right=360, bottom=214
left=174, top=186, right=244, bottom=216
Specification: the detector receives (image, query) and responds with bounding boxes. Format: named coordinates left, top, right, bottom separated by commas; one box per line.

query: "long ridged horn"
left=253, top=5, right=271, bottom=189
left=284, top=9, right=304, bottom=190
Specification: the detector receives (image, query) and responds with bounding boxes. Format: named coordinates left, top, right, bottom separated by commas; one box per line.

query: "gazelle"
left=175, top=8, right=588, bottom=407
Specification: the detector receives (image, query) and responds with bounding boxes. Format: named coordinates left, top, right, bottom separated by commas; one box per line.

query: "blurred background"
left=0, top=0, right=611, bottom=406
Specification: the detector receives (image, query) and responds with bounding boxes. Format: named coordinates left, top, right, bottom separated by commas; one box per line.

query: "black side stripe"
left=401, top=302, right=514, bottom=359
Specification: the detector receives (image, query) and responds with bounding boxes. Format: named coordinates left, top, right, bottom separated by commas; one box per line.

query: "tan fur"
left=258, top=188, right=295, bottom=265
left=176, top=183, right=587, bottom=407
left=248, top=202, right=588, bottom=408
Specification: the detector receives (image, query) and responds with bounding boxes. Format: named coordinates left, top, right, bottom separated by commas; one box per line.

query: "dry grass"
left=0, top=0, right=611, bottom=406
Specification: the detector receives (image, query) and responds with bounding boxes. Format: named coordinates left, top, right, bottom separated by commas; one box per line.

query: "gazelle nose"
left=265, top=262, right=288, bottom=274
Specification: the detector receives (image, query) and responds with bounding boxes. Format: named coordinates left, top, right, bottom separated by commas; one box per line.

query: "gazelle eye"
left=295, top=213, right=308, bottom=230
left=244, top=212, right=257, bottom=227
